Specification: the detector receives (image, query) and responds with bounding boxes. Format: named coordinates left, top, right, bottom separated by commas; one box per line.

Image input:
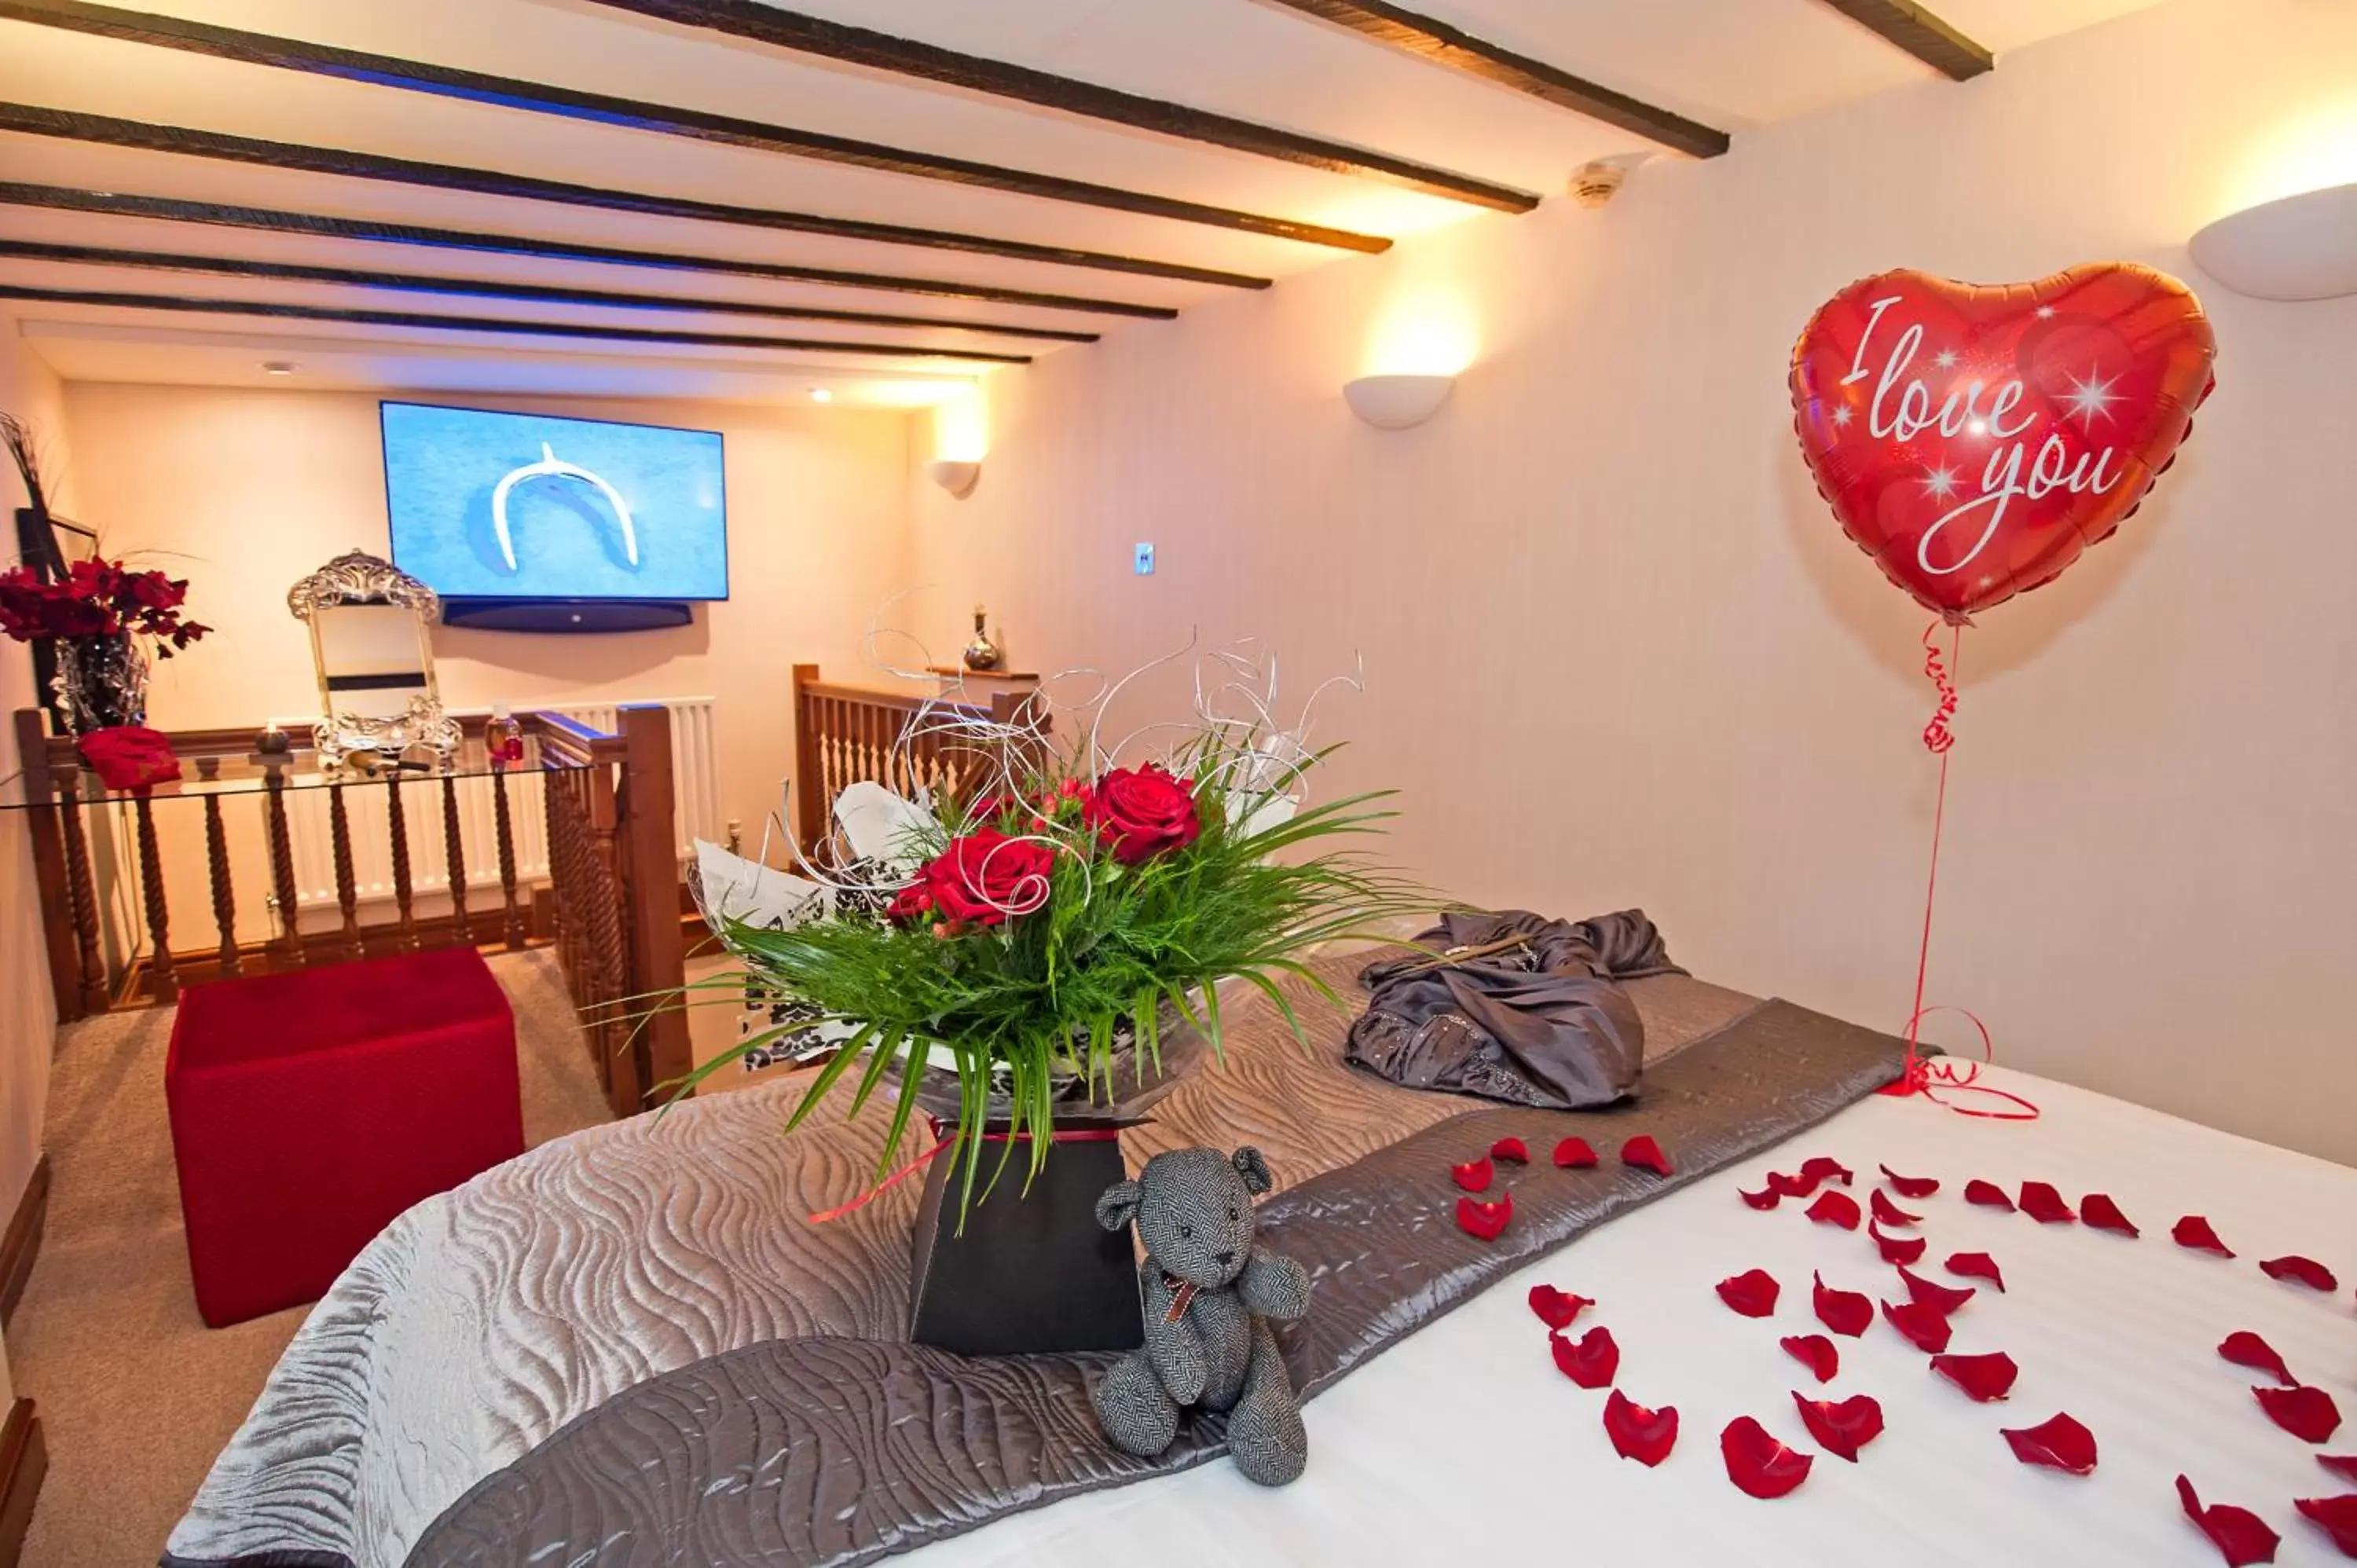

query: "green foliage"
left=692, top=732, right=1422, bottom=1214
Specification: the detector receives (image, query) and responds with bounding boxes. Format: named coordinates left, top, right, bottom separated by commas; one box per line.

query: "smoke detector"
left=1569, top=160, right=1628, bottom=209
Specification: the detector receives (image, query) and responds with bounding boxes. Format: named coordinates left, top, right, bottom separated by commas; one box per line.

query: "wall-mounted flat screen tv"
left=381, top=401, right=728, bottom=602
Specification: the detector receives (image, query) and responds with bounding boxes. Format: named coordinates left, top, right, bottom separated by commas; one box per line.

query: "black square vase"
left=907, top=1119, right=1146, bottom=1357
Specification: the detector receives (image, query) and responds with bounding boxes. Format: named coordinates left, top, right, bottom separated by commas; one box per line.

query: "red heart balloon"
left=1790, top=264, right=2216, bottom=622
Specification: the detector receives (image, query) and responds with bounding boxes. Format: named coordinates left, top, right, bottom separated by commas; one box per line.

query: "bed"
left=165, top=954, right=2355, bottom=1568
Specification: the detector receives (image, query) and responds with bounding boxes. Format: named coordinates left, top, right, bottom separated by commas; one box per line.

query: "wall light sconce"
left=1343, top=373, right=1454, bottom=430
left=926, top=458, right=981, bottom=498
left=2190, top=182, right=2357, bottom=300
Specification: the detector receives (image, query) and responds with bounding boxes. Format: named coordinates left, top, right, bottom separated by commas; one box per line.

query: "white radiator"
left=284, top=697, right=720, bottom=913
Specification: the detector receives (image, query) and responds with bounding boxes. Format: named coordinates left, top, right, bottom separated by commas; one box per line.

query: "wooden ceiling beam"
left=1253, top=0, right=1728, bottom=159
left=0, top=239, right=1101, bottom=342
left=0, top=181, right=1178, bottom=319
left=0, top=103, right=1273, bottom=289
left=0, top=283, right=1037, bottom=364
left=1815, top=0, right=1992, bottom=80
left=0, top=0, right=1389, bottom=254
left=577, top=0, right=1541, bottom=214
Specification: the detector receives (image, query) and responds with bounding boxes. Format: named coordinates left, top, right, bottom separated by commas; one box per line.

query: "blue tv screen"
left=381, top=401, right=728, bottom=601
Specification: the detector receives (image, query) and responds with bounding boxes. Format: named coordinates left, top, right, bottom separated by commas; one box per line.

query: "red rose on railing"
left=1085, top=764, right=1201, bottom=864
left=916, top=827, right=1054, bottom=926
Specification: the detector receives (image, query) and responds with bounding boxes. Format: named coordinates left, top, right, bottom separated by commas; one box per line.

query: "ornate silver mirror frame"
left=287, top=548, right=460, bottom=768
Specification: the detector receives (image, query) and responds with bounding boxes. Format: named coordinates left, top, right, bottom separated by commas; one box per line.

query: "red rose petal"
left=2177, top=1475, right=2282, bottom=1566
left=1766, top=1169, right=1817, bottom=1198
left=1738, top=1185, right=1782, bottom=1211
left=2080, top=1192, right=2139, bottom=1237
left=1721, top=1416, right=1814, bottom=1499
left=1945, top=1251, right=2007, bottom=1291
left=1870, top=1223, right=1926, bottom=1265
left=1879, top=1164, right=1940, bottom=1198
left=1621, top=1135, right=1674, bottom=1177
left=1880, top=1298, right=1954, bottom=1353
left=1781, top=1333, right=1839, bottom=1383
left=1963, top=1179, right=2015, bottom=1211
left=1603, top=1388, right=1678, bottom=1467
left=1930, top=1351, right=2019, bottom=1402
left=2256, top=1384, right=2344, bottom=1445
left=1527, top=1284, right=1592, bottom=1331
left=1552, top=1137, right=1599, bottom=1169
left=1813, top=1272, right=1872, bottom=1338
left=1869, top=1189, right=1922, bottom=1227
left=1805, top=1190, right=1863, bottom=1230
left=2219, top=1331, right=2296, bottom=1388
left=1490, top=1137, right=1530, bottom=1164
left=1798, top=1156, right=1853, bottom=1189
left=1550, top=1325, right=1618, bottom=1390
left=1897, top=1264, right=1975, bottom=1315
left=1791, top=1390, right=1884, bottom=1462
left=2173, top=1215, right=2235, bottom=1256
left=1717, top=1268, right=1780, bottom=1318
left=2260, top=1255, right=2341, bottom=1292
left=1450, top=1156, right=1494, bottom=1193
left=2321, top=1456, right=2357, bottom=1486
left=2002, top=1412, right=2098, bottom=1475
left=1870, top=1222, right=1927, bottom=1265
left=2295, top=1495, right=2357, bottom=1559
left=1456, top=1192, right=1512, bottom=1240
left=2018, top=1181, right=2076, bottom=1223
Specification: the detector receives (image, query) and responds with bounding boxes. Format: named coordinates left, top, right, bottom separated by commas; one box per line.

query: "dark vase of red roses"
left=698, top=698, right=1418, bottom=1356
left=0, top=556, right=211, bottom=735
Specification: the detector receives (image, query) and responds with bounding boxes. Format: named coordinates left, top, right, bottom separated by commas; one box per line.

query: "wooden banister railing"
left=533, top=706, right=691, bottom=1119
left=790, top=664, right=1048, bottom=849
left=9, top=704, right=691, bottom=1117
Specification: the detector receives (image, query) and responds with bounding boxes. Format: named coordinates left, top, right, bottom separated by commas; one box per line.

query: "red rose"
left=885, top=881, right=934, bottom=922
left=918, top=827, right=1054, bottom=926
left=1084, top=764, right=1201, bottom=864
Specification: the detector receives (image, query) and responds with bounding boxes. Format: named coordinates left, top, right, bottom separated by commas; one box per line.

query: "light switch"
left=1134, top=542, right=1156, bottom=575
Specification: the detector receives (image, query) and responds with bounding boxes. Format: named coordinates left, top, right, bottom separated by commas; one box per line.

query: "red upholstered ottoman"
left=166, top=946, right=522, bottom=1328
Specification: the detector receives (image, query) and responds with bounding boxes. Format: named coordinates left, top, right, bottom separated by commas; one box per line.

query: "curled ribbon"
left=807, top=1115, right=1124, bottom=1224
left=1919, top=619, right=1959, bottom=756
left=1882, top=1006, right=2040, bottom=1120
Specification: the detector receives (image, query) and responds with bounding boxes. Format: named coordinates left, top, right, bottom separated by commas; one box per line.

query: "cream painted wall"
left=2, top=308, right=75, bottom=1409
left=906, top=0, right=2357, bottom=1165
left=1, top=308, right=70, bottom=1256
left=60, top=383, right=918, bottom=861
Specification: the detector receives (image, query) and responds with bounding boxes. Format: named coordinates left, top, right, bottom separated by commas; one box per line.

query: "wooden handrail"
left=789, top=666, right=1048, bottom=851
left=12, top=702, right=684, bottom=1124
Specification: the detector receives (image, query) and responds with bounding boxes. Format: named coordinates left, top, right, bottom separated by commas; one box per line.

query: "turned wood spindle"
left=265, top=772, right=304, bottom=971
left=328, top=782, right=364, bottom=961
left=134, top=794, right=178, bottom=1001
left=203, top=793, right=240, bottom=977
left=385, top=775, right=417, bottom=951
left=442, top=774, right=470, bottom=946
left=58, top=789, right=106, bottom=1013
left=492, top=765, right=525, bottom=949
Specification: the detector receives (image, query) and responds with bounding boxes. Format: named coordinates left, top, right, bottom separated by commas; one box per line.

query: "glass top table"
left=0, top=734, right=550, bottom=811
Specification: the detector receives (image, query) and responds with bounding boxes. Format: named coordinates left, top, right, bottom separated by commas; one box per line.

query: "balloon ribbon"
left=1880, top=619, right=2039, bottom=1120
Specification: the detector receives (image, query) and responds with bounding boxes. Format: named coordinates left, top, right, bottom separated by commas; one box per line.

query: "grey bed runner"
left=410, top=998, right=1906, bottom=1567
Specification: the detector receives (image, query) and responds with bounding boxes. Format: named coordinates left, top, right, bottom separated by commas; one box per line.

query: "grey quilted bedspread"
left=163, top=959, right=1779, bottom=1568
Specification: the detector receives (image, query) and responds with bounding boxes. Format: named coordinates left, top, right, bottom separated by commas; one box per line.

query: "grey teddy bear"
left=1089, top=1145, right=1311, bottom=1486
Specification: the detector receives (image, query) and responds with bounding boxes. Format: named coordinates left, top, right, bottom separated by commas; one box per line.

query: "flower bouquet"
left=690, top=666, right=1422, bottom=1221
left=0, top=555, right=211, bottom=732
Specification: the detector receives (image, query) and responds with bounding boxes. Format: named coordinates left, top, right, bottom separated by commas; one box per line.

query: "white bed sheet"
left=899, top=1066, right=2355, bottom=1568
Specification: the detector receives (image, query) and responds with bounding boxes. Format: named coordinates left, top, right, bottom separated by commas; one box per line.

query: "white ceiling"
left=0, top=0, right=2164, bottom=403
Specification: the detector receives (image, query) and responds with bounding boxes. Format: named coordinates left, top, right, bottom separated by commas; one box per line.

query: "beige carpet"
left=10, top=948, right=614, bottom=1568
